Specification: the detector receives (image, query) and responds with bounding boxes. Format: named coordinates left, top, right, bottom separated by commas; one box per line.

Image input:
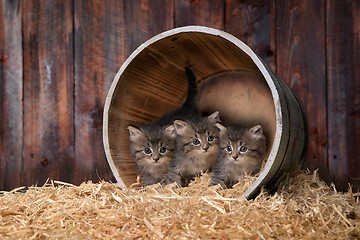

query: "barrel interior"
left=107, top=32, right=276, bottom=187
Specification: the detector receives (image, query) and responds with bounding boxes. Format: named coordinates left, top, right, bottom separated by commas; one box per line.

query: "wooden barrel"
left=103, top=26, right=306, bottom=199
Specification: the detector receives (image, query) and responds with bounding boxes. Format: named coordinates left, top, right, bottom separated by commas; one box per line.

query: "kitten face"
left=217, top=124, right=266, bottom=173
left=174, top=111, right=220, bottom=157
left=127, top=125, right=175, bottom=172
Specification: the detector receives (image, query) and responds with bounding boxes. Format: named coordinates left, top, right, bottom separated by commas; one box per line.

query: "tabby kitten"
left=166, top=111, right=221, bottom=186
left=127, top=67, right=198, bottom=186
left=127, top=124, right=175, bottom=186
left=211, top=123, right=267, bottom=188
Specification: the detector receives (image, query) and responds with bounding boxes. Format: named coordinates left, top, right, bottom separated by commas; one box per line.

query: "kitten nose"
left=153, top=156, right=160, bottom=162
left=232, top=155, right=238, bottom=160
left=202, top=145, right=209, bottom=151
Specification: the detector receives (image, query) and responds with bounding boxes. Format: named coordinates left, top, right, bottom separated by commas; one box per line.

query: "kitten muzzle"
left=202, top=144, right=209, bottom=151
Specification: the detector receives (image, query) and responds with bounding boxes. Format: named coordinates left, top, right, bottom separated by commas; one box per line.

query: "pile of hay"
left=0, top=171, right=359, bottom=239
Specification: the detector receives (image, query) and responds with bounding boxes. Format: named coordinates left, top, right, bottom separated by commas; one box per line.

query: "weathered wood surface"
left=276, top=0, right=329, bottom=182
left=225, top=0, right=276, bottom=70
left=326, top=0, right=360, bottom=190
left=175, top=0, right=224, bottom=29
left=0, top=0, right=359, bottom=191
left=125, top=0, right=174, bottom=54
left=22, top=0, right=75, bottom=186
left=0, top=0, right=22, bottom=190
left=74, top=0, right=125, bottom=184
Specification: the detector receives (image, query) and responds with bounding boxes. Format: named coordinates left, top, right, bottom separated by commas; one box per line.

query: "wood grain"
left=0, top=0, right=23, bottom=190
left=225, top=0, right=276, bottom=70
left=175, top=0, right=224, bottom=29
left=74, top=0, right=125, bottom=184
left=276, top=0, right=328, bottom=182
left=327, top=0, right=360, bottom=190
left=22, top=0, right=74, bottom=187
left=124, top=0, right=174, bottom=55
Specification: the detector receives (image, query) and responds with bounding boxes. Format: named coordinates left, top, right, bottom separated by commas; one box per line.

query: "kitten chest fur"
left=218, top=157, right=262, bottom=183
left=175, top=150, right=218, bottom=177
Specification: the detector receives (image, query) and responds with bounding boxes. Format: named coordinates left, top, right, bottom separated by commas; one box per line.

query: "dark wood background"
left=1, top=0, right=359, bottom=191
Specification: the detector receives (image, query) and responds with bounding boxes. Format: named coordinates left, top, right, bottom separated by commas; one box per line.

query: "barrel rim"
left=103, top=26, right=283, bottom=198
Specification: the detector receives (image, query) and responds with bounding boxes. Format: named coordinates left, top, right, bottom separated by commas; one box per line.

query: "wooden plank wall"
left=326, top=1, right=360, bottom=189
left=0, top=0, right=23, bottom=190
left=276, top=0, right=328, bottom=181
left=0, top=0, right=359, bottom=191
left=22, top=0, right=75, bottom=190
left=74, top=0, right=125, bottom=184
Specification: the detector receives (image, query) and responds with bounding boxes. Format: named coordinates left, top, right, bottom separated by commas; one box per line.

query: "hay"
left=1, top=171, right=359, bottom=239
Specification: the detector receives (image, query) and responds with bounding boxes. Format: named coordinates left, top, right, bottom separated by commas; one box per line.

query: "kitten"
left=127, top=124, right=175, bottom=186
left=210, top=123, right=267, bottom=188
left=127, top=67, right=198, bottom=186
left=166, top=111, right=221, bottom=186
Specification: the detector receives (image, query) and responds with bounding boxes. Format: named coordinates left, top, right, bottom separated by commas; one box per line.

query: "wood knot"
left=41, top=156, right=48, bottom=166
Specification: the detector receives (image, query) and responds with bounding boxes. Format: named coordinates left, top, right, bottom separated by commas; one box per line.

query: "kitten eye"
left=159, top=147, right=167, bottom=153
left=240, top=146, right=248, bottom=152
left=144, top=148, right=152, bottom=154
left=193, top=139, right=200, bottom=145
left=208, top=135, right=214, bottom=142
left=226, top=146, right=232, bottom=152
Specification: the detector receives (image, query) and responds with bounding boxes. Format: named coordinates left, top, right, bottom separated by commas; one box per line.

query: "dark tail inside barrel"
left=156, top=67, right=199, bottom=125
left=183, top=67, right=198, bottom=108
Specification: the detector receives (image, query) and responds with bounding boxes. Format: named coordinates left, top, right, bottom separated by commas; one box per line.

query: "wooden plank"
left=225, top=0, right=276, bottom=70
left=124, top=0, right=174, bottom=54
left=275, top=0, right=328, bottom=181
left=175, top=0, right=224, bottom=29
left=327, top=0, right=360, bottom=190
left=0, top=0, right=23, bottom=190
left=74, top=0, right=125, bottom=184
left=22, top=0, right=74, bottom=187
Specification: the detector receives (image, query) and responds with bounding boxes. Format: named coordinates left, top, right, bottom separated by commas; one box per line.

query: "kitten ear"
left=215, top=123, right=227, bottom=135
left=173, top=120, right=189, bottom=135
left=164, top=124, right=176, bottom=139
left=127, top=126, right=143, bottom=141
left=207, top=111, right=220, bottom=124
left=249, top=125, right=263, bottom=138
